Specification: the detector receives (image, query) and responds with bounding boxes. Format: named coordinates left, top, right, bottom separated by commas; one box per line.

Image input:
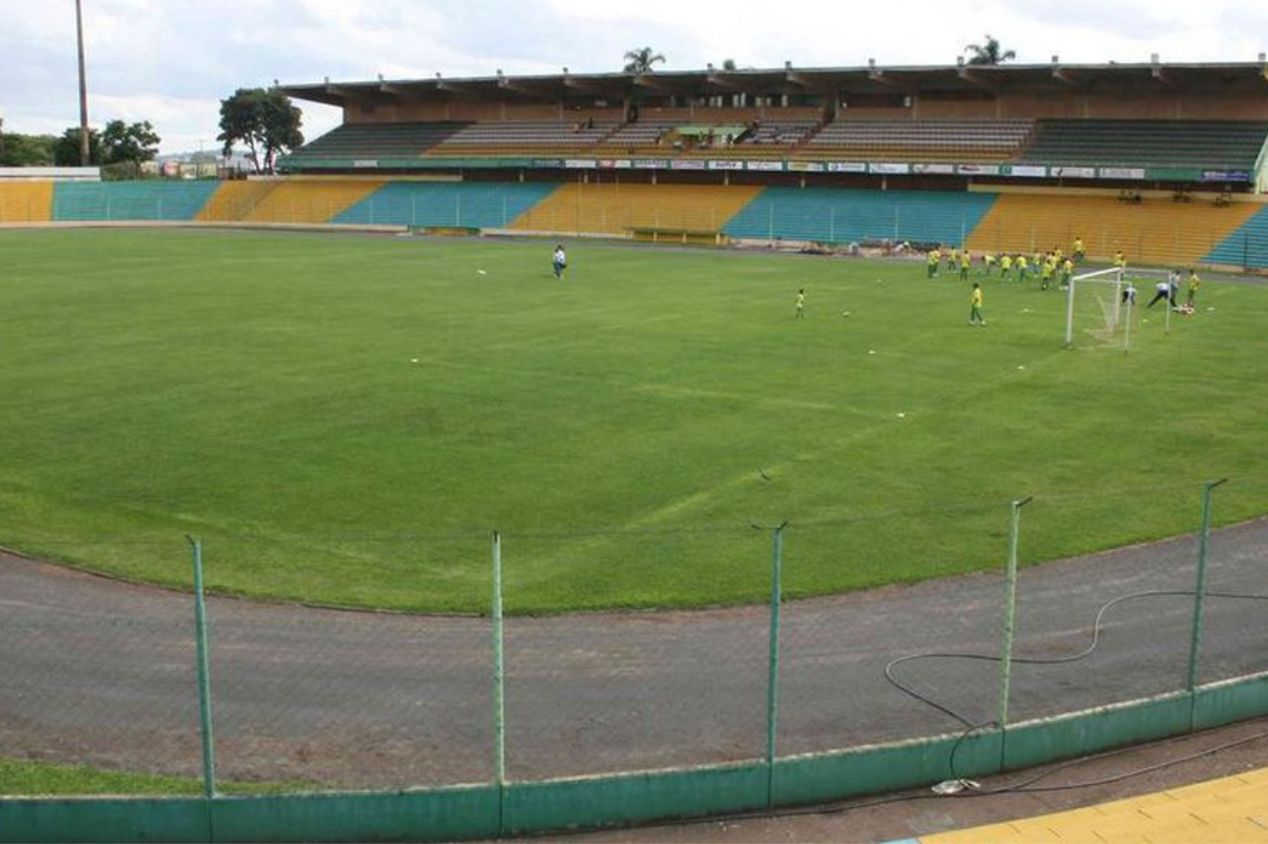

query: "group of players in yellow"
left=925, top=237, right=1096, bottom=292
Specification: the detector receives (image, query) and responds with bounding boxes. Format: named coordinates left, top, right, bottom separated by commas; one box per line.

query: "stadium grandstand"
left=4, top=60, right=1268, bottom=268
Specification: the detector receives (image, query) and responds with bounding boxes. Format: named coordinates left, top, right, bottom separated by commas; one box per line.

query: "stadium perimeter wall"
left=2, top=672, right=1264, bottom=843
left=2, top=179, right=1267, bottom=270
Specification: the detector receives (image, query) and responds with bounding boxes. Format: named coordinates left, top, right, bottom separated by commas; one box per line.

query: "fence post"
left=188, top=536, right=217, bottom=799
left=997, top=496, right=1032, bottom=731
left=764, top=522, right=787, bottom=808
left=1186, top=479, right=1227, bottom=694
left=491, top=531, right=507, bottom=833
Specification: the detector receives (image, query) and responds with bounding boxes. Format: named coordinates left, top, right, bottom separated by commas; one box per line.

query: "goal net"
left=1064, top=266, right=1174, bottom=351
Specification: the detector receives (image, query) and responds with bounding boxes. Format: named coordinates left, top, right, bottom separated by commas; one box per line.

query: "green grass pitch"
left=1, top=228, right=1265, bottom=613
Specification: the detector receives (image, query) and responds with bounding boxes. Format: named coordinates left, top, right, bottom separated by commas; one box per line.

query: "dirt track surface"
left=1, top=520, right=1265, bottom=789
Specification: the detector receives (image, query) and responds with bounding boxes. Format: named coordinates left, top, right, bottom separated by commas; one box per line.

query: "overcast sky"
left=2, top=0, right=1265, bottom=154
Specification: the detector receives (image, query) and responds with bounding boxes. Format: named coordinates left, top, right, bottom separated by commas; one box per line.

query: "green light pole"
left=763, top=521, right=787, bottom=808
left=188, top=536, right=217, bottom=799
left=1186, top=479, right=1227, bottom=692
left=997, top=496, right=1032, bottom=729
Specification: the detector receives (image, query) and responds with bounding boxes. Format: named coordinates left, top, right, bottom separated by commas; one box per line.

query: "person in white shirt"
left=552, top=245, right=567, bottom=279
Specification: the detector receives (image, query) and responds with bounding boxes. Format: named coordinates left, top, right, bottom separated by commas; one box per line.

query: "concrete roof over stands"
left=281, top=61, right=1268, bottom=107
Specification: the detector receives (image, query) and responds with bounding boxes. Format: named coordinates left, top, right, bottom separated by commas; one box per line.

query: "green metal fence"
left=1, top=482, right=1265, bottom=842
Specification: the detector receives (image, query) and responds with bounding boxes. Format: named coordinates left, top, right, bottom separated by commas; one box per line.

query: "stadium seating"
left=335, top=181, right=560, bottom=229
left=282, top=122, right=468, bottom=167
left=51, top=181, right=220, bottom=221
left=803, top=120, right=1034, bottom=162
left=966, top=192, right=1262, bottom=267
left=1204, top=204, right=1268, bottom=269
left=0, top=181, right=53, bottom=222
left=724, top=187, right=998, bottom=245
left=196, top=181, right=279, bottom=221
left=427, top=120, right=619, bottom=156
left=510, top=183, right=761, bottom=237
left=239, top=179, right=385, bottom=224
left=1021, top=120, right=1268, bottom=170
left=591, top=121, right=686, bottom=154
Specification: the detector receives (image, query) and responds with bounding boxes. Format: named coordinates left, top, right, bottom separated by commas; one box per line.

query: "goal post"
left=1065, top=266, right=1173, bottom=351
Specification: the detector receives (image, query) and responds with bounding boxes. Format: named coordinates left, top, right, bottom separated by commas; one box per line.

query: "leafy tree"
left=53, top=126, right=101, bottom=166
left=963, top=34, right=1016, bottom=66
left=100, top=119, right=160, bottom=164
left=623, top=47, right=666, bottom=75
left=217, top=88, right=304, bottom=174
left=721, top=58, right=738, bottom=72
left=0, top=121, right=56, bottom=166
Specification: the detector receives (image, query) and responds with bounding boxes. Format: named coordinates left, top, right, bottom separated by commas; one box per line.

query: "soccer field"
left=1, top=228, right=1265, bottom=613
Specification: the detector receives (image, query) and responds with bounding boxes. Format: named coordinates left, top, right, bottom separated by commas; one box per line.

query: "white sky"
left=1, top=0, right=1265, bottom=154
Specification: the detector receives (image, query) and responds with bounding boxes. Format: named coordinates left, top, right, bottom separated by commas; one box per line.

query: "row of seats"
left=283, top=122, right=469, bottom=163
left=1022, top=120, right=1268, bottom=170
left=432, top=121, right=619, bottom=149
left=283, top=118, right=1268, bottom=172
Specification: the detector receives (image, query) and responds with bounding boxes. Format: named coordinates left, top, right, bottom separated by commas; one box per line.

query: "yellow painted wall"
left=511, top=183, right=762, bottom=236
left=0, top=181, right=54, bottom=223
left=240, top=179, right=385, bottom=224
left=196, top=181, right=278, bottom=221
left=967, top=193, right=1261, bottom=266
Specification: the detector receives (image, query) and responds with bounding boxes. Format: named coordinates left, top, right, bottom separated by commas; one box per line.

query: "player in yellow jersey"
left=1185, top=270, right=1201, bottom=309
left=959, top=251, right=971, bottom=282
left=999, top=253, right=1012, bottom=280
left=950, top=246, right=961, bottom=267
left=969, top=282, right=985, bottom=326
left=983, top=253, right=997, bottom=276
left=795, top=288, right=806, bottom=319
left=1053, top=246, right=1064, bottom=264
left=1016, top=254, right=1029, bottom=281
left=1040, top=259, right=1055, bottom=290
left=1060, top=257, right=1074, bottom=289
left=1073, top=237, right=1085, bottom=263
left=1114, top=250, right=1127, bottom=271
left=927, top=248, right=941, bottom=278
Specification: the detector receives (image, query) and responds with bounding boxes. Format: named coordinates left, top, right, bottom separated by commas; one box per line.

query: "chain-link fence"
left=0, top=484, right=1263, bottom=796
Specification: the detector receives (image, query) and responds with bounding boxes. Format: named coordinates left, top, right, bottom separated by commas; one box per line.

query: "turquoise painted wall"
left=334, top=182, right=559, bottom=228
left=52, top=182, right=220, bottom=222
left=1204, top=205, right=1268, bottom=269
left=723, top=188, right=999, bottom=246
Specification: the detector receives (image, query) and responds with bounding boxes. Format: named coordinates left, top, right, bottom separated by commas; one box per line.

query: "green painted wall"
left=2, top=672, right=1265, bottom=844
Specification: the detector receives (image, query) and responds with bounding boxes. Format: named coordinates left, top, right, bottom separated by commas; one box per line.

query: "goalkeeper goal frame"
left=1064, top=266, right=1174, bottom=351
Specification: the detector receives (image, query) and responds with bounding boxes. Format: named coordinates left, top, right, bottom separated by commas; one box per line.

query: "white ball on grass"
left=896, top=412, right=906, bottom=418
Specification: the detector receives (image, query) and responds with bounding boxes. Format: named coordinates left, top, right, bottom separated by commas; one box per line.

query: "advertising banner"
left=956, top=164, right=1001, bottom=175
left=746, top=160, right=784, bottom=171
left=1098, top=167, right=1146, bottom=180
left=564, top=159, right=596, bottom=169
left=707, top=160, right=746, bottom=171
left=911, top=163, right=955, bottom=175
left=787, top=161, right=826, bottom=172
left=825, top=162, right=868, bottom=173
left=1050, top=166, right=1096, bottom=178
left=1003, top=165, right=1047, bottom=178
left=633, top=159, right=670, bottom=170
left=670, top=160, right=708, bottom=170
left=869, top=163, right=911, bottom=174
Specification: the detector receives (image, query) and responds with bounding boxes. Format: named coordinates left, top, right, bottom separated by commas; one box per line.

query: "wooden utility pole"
left=75, top=0, right=90, bottom=165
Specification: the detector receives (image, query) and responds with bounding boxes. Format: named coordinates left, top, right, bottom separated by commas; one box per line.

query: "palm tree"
left=623, top=47, right=666, bottom=74
left=963, top=35, right=1016, bottom=66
